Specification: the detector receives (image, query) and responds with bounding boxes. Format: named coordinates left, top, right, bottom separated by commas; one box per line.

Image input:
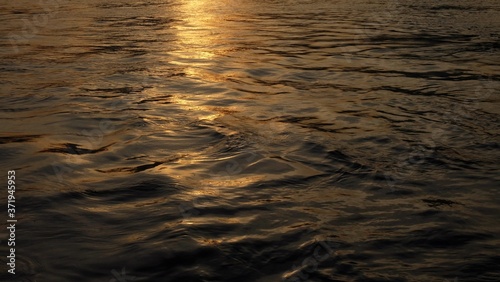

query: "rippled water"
left=1, top=0, right=499, bottom=281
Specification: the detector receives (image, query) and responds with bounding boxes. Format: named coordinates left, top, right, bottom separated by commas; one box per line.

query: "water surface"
left=0, top=0, right=499, bottom=281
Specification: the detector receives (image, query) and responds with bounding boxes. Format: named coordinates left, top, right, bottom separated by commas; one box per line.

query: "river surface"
left=1, top=0, right=499, bottom=281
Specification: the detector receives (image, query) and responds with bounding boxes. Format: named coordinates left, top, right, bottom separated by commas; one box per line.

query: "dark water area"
left=1, top=0, right=499, bottom=281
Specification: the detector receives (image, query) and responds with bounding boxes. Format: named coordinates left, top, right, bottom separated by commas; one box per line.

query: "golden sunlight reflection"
left=169, top=94, right=223, bottom=121
left=170, top=0, right=225, bottom=77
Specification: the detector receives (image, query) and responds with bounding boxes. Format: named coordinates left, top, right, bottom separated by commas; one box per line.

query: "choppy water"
left=1, top=0, right=499, bottom=281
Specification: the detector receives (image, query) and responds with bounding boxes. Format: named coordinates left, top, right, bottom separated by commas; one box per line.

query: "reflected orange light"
left=174, top=0, right=218, bottom=60
left=170, top=0, right=231, bottom=81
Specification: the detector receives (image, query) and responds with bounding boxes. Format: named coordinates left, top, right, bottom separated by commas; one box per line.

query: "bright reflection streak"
left=158, top=0, right=255, bottom=190
left=172, top=0, right=220, bottom=67
left=166, top=1, right=241, bottom=121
